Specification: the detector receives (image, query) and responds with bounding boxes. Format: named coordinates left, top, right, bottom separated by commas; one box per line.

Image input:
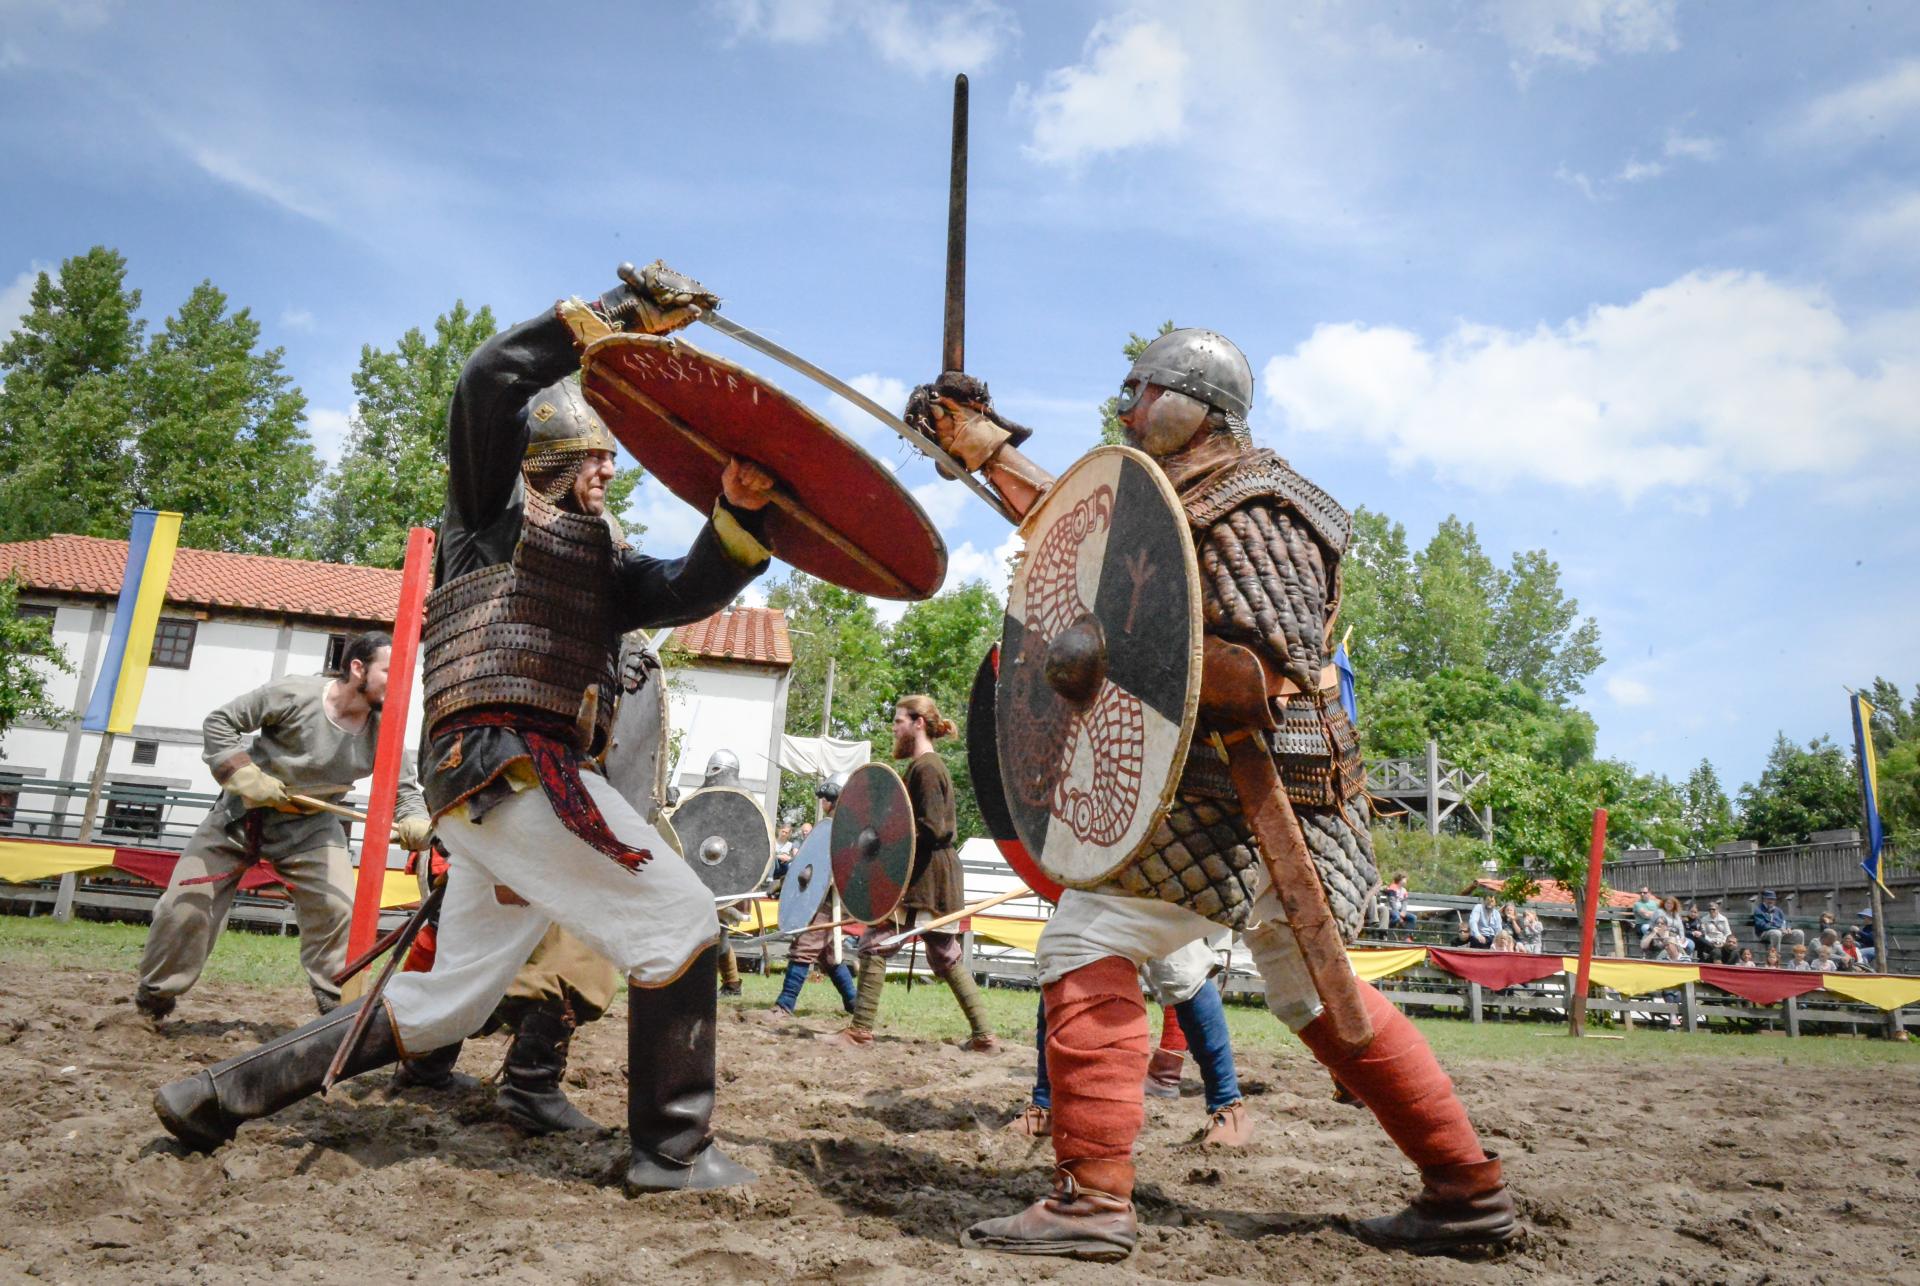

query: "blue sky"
left=3, top=1, right=1917, bottom=796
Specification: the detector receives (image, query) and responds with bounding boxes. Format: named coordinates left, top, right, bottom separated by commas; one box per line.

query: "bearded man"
left=152, top=264, right=778, bottom=1194
left=135, top=631, right=430, bottom=1019
left=910, top=331, right=1516, bottom=1260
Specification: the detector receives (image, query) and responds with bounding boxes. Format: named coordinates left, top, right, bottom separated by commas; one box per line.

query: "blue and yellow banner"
left=1335, top=641, right=1359, bottom=726
left=1850, top=692, right=1888, bottom=892
left=80, top=509, right=182, bottom=734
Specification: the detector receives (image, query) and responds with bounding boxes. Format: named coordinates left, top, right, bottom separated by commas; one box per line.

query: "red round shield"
left=581, top=334, right=946, bottom=600
left=830, top=762, right=915, bottom=924
left=966, top=644, right=1063, bottom=903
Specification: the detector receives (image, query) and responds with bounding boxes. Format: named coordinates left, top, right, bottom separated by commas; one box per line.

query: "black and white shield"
left=667, top=786, right=774, bottom=899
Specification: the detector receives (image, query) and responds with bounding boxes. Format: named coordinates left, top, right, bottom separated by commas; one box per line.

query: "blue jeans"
left=1031, top=983, right=1240, bottom=1113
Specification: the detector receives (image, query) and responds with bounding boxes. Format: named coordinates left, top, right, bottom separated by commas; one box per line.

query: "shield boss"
left=830, top=762, right=915, bottom=925
left=996, top=445, right=1201, bottom=888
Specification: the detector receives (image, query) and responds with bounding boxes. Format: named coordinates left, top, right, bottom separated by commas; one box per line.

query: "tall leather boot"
left=152, top=998, right=401, bottom=1153
left=963, top=957, right=1146, bottom=1262
left=1297, top=985, right=1516, bottom=1253
left=939, top=962, right=1000, bottom=1052
left=497, top=1000, right=602, bottom=1134
left=718, top=943, right=743, bottom=997
left=390, top=1039, right=478, bottom=1093
left=771, top=962, right=810, bottom=1014
left=624, top=941, right=757, bottom=1194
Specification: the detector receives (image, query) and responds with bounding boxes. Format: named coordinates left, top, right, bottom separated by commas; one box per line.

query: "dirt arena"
left=1, top=962, right=1915, bottom=1285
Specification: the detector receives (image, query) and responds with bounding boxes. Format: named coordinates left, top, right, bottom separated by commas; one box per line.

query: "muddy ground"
left=1, top=963, right=1916, bottom=1285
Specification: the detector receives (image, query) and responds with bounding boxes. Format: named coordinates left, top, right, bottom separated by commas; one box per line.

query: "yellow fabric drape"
left=726, top=898, right=780, bottom=935
left=970, top=915, right=1046, bottom=954
left=1350, top=947, right=1430, bottom=981
left=1820, top=973, right=1920, bottom=1011
left=0, top=841, right=117, bottom=883
left=1567, top=957, right=1699, bottom=996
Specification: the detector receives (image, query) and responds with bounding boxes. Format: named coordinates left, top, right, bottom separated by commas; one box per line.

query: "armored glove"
left=394, top=814, right=433, bottom=852
left=903, top=370, right=1034, bottom=472
left=620, top=644, right=662, bottom=695
left=224, top=762, right=289, bottom=810
left=604, top=260, right=719, bottom=335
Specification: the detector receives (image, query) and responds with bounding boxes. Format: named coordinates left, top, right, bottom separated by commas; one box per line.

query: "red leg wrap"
left=1157, top=1004, right=1188, bottom=1053
left=1297, top=985, right=1484, bottom=1171
left=1044, top=957, right=1150, bottom=1199
left=402, top=922, right=437, bottom=974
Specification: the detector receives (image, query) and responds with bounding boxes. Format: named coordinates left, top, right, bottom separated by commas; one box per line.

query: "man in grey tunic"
left=134, top=632, right=430, bottom=1018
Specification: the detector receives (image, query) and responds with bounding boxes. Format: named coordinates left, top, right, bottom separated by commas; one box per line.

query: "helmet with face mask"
left=1114, top=329, right=1253, bottom=456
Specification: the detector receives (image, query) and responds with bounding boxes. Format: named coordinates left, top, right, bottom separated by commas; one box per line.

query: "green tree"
left=0, top=575, right=71, bottom=750
left=1736, top=734, right=1860, bottom=847
left=766, top=574, right=897, bottom=821
left=1096, top=321, right=1175, bottom=445
left=888, top=579, right=1003, bottom=841
left=1490, top=549, right=1604, bottom=702
left=1678, top=758, right=1738, bottom=854
left=1858, top=677, right=1920, bottom=851
left=0, top=247, right=143, bottom=541
left=304, top=302, right=498, bottom=566
left=130, top=282, right=316, bottom=554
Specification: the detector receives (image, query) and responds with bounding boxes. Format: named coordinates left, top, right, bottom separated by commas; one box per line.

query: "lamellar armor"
left=1102, top=449, right=1377, bottom=935
left=421, top=377, right=626, bottom=757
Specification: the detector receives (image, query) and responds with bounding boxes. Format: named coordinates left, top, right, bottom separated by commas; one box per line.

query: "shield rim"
left=602, top=635, right=673, bottom=826
left=998, top=443, right=1202, bottom=889
left=829, top=761, right=915, bottom=925
left=580, top=332, right=947, bottom=601
left=777, top=823, right=835, bottom=934
left=667, top=785, right=775, bottom=898
left=966, top=644, right=1064, bottom=904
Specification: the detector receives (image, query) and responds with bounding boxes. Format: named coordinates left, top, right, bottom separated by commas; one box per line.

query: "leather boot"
left=1006, top=1104, right=1052, bottom=1138
left=1199, top=1099, right=1252, bottom=1147
left=390, top=1040, right=479, bottom=1093
left=1356, top=1152, right=1518, bottom=1254
left=134, top=989, right=176, bottom=1021
left=961, top=1168, right=1138, bottom=1263
left=1143, top=1047, right=1183, bottom=1098
left=819, top=953, right=885, bottom=1045
left=939, top=963, right=999, bottom=1051
left=153, top=998, right=400, bottom=1152
left=498, top=1002, right=602, bottom=1134
left=623, top=942, right=757, bottom=1194
left=718, top=944, right=743, bottom=997
left=771, top=961, right=809, bottom=1014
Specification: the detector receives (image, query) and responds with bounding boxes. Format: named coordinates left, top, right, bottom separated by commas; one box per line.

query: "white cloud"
left=713, top=0, right=1016, bottom=76
left=1662, top=129, right=1722, bottom=163
left=280, top=306, right=316, bottom=332
left=1484, top=0, right=1680, bottom=81
left=177, top=138, right=335, bottom=224
left=1840, top=190, right=1920, bottom=267
left=0, top=264, right=44, bottom=339
left=1555, top=164, right=1599, bottom=201
left=944, top=528, right=1022, bottom=591
left=822, top=372, right=908, bottom=443
left=1615, top=157, right=1665, bottom=183
left=910, top=479, right=967, bottom=529
left=1605, top=675, right=1653, bottom=706
left=1787, top=58, right=1920, bottom=148
left=1017, top=17, right=1189, bottom=167
left=621, top=474, right=710, bottom=553
left=305, top=406, right=353, bottom=463
left=1260, top=269, right=1920, bottom=504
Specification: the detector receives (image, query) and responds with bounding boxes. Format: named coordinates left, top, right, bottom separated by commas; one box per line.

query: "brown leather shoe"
left=1143, top=1047, right=1183, bottom=1098
left=1356, top=1153, right=1518, bottom=1255
left=1199, top=1099, right=1252, bottom=1147
left=956, top=1033, right=1001, bottom=1053
left=816, top=1027, right=874, bottom=1049
left=961, top=1174, right=1137, bottom=1263
left=1005, top=1105, right=1051, bottom=1138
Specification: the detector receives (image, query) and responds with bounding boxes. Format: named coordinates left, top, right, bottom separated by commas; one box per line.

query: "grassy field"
left=4, top=913, right=1911, bottom=1066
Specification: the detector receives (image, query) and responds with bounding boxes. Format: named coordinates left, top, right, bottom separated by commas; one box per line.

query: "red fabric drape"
left=109, top=849, right=284, bottom=893
left=1696, top=965, right=1826, bottom=1006
left=1427, top=947, right=1566, bottom=992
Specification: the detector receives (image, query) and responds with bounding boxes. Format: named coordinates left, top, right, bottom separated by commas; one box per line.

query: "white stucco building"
left=0, top=534, right=792, bottom=837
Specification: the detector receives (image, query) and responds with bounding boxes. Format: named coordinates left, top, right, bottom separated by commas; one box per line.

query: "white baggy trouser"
left=1038, top=863, right=1332, bottom=1032
left=384, top=770, right=718, bottom=1055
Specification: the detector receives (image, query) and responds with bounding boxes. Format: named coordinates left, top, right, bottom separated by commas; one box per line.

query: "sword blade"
left=698, top=311, right=1016, bottom=524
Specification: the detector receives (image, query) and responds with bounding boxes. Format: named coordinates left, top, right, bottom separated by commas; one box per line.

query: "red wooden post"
left=346, top=526, right=436, bottom=962
left=1569, top=808, right=1609, bottom=1037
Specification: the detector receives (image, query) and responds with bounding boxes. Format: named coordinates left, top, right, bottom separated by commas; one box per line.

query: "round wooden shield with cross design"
left=830, top=761, right=915, bottom=925
left=996, top=445, right=1202, bottom=888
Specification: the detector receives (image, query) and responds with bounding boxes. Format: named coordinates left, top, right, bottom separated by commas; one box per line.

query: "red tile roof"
left=670, top=606, right=792, bottom=667
left=1, top=535, right=793, bottom=666
left=1467, top=877, right=1639, bottom=910
left=0, top=533, right=402, bottom=625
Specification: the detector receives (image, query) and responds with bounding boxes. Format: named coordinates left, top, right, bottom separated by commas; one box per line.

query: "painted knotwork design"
left=1005, top=484, right=1146, bottom=845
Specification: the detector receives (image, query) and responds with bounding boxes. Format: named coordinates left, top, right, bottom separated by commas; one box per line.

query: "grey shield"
left=667, top=786, right=774, bottom=899
left=603, top=635, right=671, bottom=826
left=777, top=823, right=835, bottom=935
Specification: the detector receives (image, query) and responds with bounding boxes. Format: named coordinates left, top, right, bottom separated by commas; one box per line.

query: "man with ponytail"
left=822, top=695, right=1000, bottom=1053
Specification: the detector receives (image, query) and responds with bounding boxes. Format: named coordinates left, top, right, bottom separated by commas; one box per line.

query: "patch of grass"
left=0, top=911, right=307, bottom=990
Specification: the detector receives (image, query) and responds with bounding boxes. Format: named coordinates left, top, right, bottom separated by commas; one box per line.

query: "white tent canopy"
left=777, top=734, right=872, bottom=778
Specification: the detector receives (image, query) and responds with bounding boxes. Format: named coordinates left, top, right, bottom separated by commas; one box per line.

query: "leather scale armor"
left=422, top=489, right=623, bottom=753
left=1103, top=447, right=1377, bottom=935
